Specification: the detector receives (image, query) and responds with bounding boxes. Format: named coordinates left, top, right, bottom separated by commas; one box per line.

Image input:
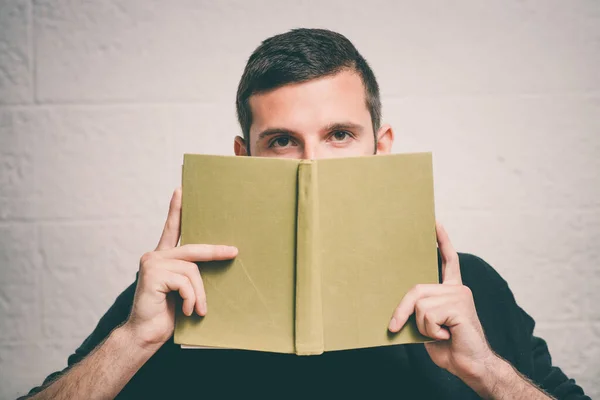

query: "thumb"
left=436, top=221, right=462, bottom=285
left=156, top=187, right=182, bottom=251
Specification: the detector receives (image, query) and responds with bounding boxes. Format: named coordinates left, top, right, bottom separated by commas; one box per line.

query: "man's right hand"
left=122, top=187, right=238, bottom=349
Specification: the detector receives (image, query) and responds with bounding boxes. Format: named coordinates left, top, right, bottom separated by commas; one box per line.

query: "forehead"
left=248, top=70, right=371, bottom=136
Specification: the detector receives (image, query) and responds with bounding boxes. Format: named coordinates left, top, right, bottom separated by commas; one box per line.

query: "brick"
left=33, top=0, right=313, bottom=102
left=38, top=220, right=160, bottom=339
left=384, top=95, right=600, bottom=210
left=359, top=0, right=600, bottom=97
left=0, top=0, right=32, bottom=104
left=0, top=223, right=41, bottom=342
left=0, top=110, right=34, bottom=194
left=0, top=106, right=171, bottom=220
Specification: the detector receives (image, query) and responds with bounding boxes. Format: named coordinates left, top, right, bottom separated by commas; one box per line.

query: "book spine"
left=295, top=160, right=324, bottom=355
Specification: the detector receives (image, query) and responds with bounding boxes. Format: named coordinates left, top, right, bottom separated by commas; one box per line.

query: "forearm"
left=30, top=324, right=159, bottom=400
left=465, top=355, right=554, bottom=400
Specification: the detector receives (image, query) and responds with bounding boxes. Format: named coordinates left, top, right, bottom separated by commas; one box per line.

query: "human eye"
left=268, top=135, right=296, bottom=148
left=329, top=130, right=354, bottom=142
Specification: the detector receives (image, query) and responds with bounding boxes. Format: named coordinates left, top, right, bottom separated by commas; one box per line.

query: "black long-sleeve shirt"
left=22, top=252, right=590, bottom=399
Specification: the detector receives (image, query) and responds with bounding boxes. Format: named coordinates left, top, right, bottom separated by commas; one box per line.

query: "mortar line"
left=28, top=0, right=37, bottom=104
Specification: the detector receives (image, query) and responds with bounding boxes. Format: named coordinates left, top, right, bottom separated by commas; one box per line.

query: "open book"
left=174, top=153, right=439, bottom=355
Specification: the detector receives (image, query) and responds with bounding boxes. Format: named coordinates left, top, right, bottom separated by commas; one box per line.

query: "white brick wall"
left=0, top=0, right=598, bottom=398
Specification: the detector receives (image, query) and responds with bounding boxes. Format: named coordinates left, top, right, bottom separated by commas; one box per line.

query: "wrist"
left=117, top=322, right=166, bottom=355
left=462, top=354, right=516, bottom=399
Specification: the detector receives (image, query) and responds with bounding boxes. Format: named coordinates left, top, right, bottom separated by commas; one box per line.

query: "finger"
left=159, top=244, right=238, bottom=262
left=436, top=221, right=462, bottom=285
left=415, top=296, right=452, bottom=340
left=156, top=187, right=183, bottom=251
left=161, top=259, right=208, bottom=316
left=388, top=284, right=455, bottom=332
left=159, top=270, right=196, bottom=317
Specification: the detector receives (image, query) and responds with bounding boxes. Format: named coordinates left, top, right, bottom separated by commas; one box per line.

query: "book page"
left=175, top=155, right=300, bottom=353
left=316, top=153, right=439, bottom=351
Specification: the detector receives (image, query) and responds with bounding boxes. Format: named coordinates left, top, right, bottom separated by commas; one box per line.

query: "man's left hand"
left=388, top=221, right=497, bottom=384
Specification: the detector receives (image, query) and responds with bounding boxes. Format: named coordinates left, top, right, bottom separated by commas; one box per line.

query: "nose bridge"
left=301, top=135, right=319, bottom=160
left=302, top=147, right=316, bottom=160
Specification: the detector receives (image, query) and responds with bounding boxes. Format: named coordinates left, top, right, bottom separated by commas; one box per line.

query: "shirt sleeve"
left=464, top=253, right=591, bottom=400
left=517, top=305, right=591, bottom=400
left=18, top=277, right=138, bottom=399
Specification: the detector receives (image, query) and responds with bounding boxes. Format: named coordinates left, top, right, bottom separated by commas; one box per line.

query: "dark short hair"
left=236, top=28, right=381, bottom=145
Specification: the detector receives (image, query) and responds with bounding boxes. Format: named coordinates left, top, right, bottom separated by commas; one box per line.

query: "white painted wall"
left=1, top=1, right=598, bottom=398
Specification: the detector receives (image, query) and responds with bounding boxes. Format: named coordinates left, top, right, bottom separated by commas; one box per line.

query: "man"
left=22, top=28, right=589, bottom=399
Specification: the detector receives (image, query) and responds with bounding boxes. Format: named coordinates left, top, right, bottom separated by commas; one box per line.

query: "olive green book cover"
left=174, top=153, right=439, bottom=355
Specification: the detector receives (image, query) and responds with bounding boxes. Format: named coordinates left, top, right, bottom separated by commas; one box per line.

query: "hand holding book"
left=389, top=221, right=501, bottom=393
left=121, top=188, right=238, bottom=351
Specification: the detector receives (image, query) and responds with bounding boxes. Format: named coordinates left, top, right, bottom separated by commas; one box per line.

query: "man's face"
left=234, top=70, right=393, bottom=159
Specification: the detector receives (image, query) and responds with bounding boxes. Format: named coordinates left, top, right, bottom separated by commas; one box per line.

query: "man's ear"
left=234, top=135, right=248, bottom=156
left=375, top=124, right=394, bottom=155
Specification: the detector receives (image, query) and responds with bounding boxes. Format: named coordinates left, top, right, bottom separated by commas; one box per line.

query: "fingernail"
left=199, top=300, right=207, bottom=315
left=388, top=317, right=397, bottom=331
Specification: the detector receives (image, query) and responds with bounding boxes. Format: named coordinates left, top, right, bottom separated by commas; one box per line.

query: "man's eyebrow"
left=322, top=122, right=365, bottom=133
left=257, top=128, right=299, bottom=140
